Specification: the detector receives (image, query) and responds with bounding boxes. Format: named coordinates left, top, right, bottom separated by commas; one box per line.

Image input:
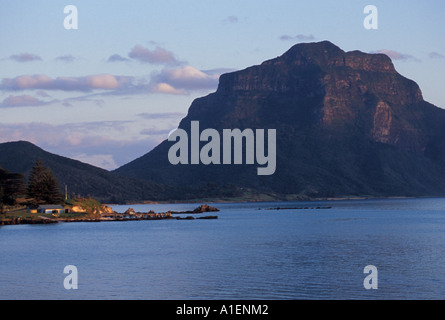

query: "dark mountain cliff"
left=115, top=41, right=445, bottom=198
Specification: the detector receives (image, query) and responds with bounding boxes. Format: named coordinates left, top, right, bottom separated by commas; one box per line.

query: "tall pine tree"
left=27, top=160, right=63, bottom=205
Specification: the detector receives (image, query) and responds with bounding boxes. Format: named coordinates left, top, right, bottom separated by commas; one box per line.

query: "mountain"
left=0, top=141, right=173, bottom=203
left=115, top=41, right=445, bottom=198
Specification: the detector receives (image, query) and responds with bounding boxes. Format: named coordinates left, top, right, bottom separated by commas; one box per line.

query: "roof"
left=38, top=205, right=65, bottom=210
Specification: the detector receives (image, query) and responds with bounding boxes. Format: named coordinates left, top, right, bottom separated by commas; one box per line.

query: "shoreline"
left=3, top=196, right=443, bottom=226
left=117, top=194, right=438, bottom=206
left=0, top=214, right=218, bottom=226
left=0, top=204, right=220, bottom=226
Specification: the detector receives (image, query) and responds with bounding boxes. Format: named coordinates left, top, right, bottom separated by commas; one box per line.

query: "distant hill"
left=115, top=41, right=445, bottom=198
left=0, top=141, right=173, bottom=203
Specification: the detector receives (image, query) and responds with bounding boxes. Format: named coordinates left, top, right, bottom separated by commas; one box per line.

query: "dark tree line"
left=0, top=167, right=26, bottom=208
left=0, top=159, right=63, bottom=212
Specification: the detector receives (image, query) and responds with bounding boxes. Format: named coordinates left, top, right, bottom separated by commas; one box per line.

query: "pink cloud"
left=9, top=53, right=42, bottom=62
left=128, top=45, right=180, bottom=65
left=152, top=83, right=185, bottom=95
left=372, top=49, right=420, bottom=62
left=1, top=74, right=133, bottom=92
left=0, top=94, right=45, bottom=107
left=85, top=74, right=120, bottom=89
left=150, top=65, right=220, bottom=94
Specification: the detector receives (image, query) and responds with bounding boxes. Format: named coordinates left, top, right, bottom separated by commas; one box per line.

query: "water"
left=1, top=198, right=445, bottom=300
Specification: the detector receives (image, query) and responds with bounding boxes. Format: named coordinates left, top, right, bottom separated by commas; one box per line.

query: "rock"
left=176, top=216, right=195, bottom=220
left=124, top=208, right=136, bottom=215
left=193, top=204, right=219, bottom=213
left=71, top=205, right=86, bottom=213
left=101, top=205, right=114, bottom=214
left=113, top=40, right=445, bottom=198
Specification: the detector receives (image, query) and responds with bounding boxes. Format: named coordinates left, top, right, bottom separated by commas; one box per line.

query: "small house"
left=37, top=205, right=69, bottom=214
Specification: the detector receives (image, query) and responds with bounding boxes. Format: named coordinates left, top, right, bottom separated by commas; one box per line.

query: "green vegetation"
left=27, top=160, right=63, bottom=206
left=0, top=141, right=173, bottom=204
left=65, top=197, right=104, bottom=215
left=1, top=206, right=40, bottom=221
left=0, top=158, right=108, bottom=223
left=0, top=166, right=26, bottom=209
left=0, top=197, right=108, bottom=224
left=1, top=159, right=64, bottom=213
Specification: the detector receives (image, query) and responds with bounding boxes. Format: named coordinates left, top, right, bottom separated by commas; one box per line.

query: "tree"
left=27, top=160, right=63, bottom=205
left=0, top=166, right=26, bottom=206
left=0, top=185, right=4, bottom=214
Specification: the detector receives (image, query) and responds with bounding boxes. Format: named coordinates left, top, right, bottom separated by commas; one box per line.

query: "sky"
left=1, top=0, right=445, bottom=170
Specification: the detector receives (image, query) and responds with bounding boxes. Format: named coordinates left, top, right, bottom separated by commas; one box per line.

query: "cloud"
left=72, top=153, right=118, bottom=170
left=280, top=34, right=315, bottom=42
left=107, top=54, right=130, bottom=62
left=61, top=95, right=105, bottom=107
left=137, top=112, right=185, bottom=119
left=0, top=121, right=120, bottom=156
left=201, top=68, right=236, bottom=76
left=55, top=54, right=77, bottom=63
left=85, top=74, right=120, bottom=89
left=0, top=122, right=87, bottom=148
left=223, top=16, right=239, bottom=24
left=151, top=83, right=185, bottom=95
left=429, top=52, right=445, bottom=59
left=0, top=121, right=162, bottom=170
left=9, top=53, right=42, bottom=62
left=140, top=128, right=172, bottom=136
left=0, top=94, right=46, bottom=108
left=0, top=65, right=226, bottom=99
left=150, top=65, right=220, bottom=94
left=372, top=49, right=420, bottom=62
left=1, top=74, right=134, bottom=92
left=128, top=45, right=181, bottom=65
left=35, top=90, right=51, bottom=98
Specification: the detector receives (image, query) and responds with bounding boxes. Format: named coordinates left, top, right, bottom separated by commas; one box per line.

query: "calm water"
left=1, top=198, right=445, bottom=300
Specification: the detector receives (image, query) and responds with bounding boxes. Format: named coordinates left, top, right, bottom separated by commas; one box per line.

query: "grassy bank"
left=0, top=197, right=107, bottom=225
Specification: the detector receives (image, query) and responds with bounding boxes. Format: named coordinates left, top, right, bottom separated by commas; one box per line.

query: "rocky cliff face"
left=215, top=41, right=428, bottom=153
left=116, top=41, right=445, bottom=198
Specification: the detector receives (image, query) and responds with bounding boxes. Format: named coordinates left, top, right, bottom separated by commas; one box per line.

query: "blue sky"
left=1, top=0, right=444, bottom=169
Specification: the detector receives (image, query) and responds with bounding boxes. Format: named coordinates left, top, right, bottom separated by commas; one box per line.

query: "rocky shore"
left=169, top=204, right=220, bottom=214
left=1, top=217, right=59, bottom=225
left=0, top=204, right=220, bottom=225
